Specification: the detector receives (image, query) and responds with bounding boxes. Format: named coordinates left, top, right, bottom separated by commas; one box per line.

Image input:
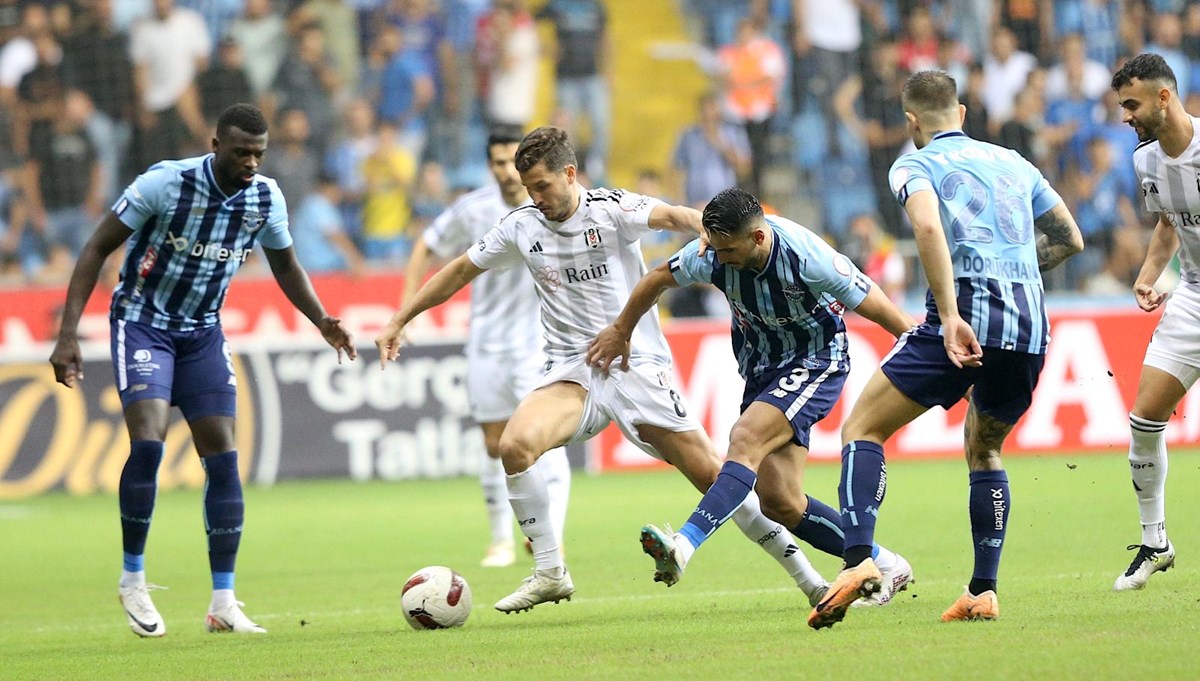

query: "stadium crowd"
left=0, top=0, right=1190, bottom=301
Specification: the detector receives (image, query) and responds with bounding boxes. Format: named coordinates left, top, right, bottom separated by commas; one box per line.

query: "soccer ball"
left=401, top=566, right=472, bottom=630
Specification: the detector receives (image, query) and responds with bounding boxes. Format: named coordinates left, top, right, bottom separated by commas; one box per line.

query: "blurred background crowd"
left=0, top=0, right=1187, bottom=311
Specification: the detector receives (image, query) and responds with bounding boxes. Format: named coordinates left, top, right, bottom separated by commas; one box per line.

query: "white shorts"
left=467, top=347, right=547, bottom=423
left=537, top=357, right=701, bottom=461
left=1144, top=282, right=1200, bottom=390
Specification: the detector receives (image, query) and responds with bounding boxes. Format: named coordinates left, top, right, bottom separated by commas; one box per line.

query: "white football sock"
left=535, top=446, right=572, bottom=546
left=480, top=455, right=514, bottom=543
left=731, top=491, right=825, bottom=597
left=506, top=466, right=562, bottom=571
left=873, top=545, right=898, bottom=572
left=1129, top=414, right=1169, bottom=548
left=210, top=588, right=236, bottom=611
left=119, top=570, right=145, bottom=589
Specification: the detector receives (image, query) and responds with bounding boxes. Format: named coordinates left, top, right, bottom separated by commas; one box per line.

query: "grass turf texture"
left=4, top=451, right=1200, bottom=680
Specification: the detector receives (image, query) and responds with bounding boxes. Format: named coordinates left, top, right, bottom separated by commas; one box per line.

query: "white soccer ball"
left=401, top=566, right=472, bottom=630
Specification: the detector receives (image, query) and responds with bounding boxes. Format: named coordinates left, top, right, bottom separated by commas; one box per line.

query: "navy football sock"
left=679, top=461, right=756, bottom=549
left=790, top=495, right=845, bottom=558
left=119, top=440, right=164, bottom=571
left=969, top=469, right=1009, bottom=594
left=202, top=451, right=244, bottom=591
left=839, top=441, right=887, bottom=567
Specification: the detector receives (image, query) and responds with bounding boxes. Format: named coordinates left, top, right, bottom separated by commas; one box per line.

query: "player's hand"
left=318, top=316, right=357, bottom=363
left=375, top=319, right=407, bottom=369
left=1134, top=283, right=1168, bottom=312
left=941, top=316, right=982, bottom=369
left=49, top=336, right=84, bottom=388
left=586, top=324, right=632, bottom=374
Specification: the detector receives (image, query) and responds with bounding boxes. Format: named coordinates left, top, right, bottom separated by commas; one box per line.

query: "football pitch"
left=5, top=451, right=1199, bottom=680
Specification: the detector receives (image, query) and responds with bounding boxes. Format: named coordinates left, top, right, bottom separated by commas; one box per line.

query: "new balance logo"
left=528, top=241, right=544, bottom=253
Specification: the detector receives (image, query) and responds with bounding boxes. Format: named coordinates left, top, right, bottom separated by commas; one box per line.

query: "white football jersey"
left=1134, top=116, right=1200, bottom=284
left=467, top=186, right=674, bottom=364
left=424, top=184, right=542, bottom=354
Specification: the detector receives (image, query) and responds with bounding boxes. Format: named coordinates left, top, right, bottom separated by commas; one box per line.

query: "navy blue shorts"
left=742, top=359, right=848, bottom=449
left=881, top=326, right=1044, bottom=425
left=110, top=318, right=237, bottom=421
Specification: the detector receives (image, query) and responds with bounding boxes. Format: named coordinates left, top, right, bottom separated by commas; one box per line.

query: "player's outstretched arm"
left=1132, top=214, right=1179, bottom=312
left=376, top=253, right=485, bottom=369
left=587, top=262, right=679, bottom=373
left=905, top=189, right=982, bottom=368
left=647, top=203, right=703, bottom=235
left=853, top=283, right=918, bottom=338
left=264, top=245, right=358, bottom=363
left=1033, top=202, right=1084, bottom=273
left=49, top=212, right=133, bottom=388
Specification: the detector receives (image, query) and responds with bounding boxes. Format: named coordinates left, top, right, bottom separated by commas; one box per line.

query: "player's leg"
left=176, top=327, right=264, bottom=633
left=511, top=350, right=573, bottom=552
left=493, top=380, right=587, bottom=613
left=1116, top=363, right=1191, bottom=590
left=477, top=420, right=516, bottom=567
left=111, top=319, right=174, bottom=637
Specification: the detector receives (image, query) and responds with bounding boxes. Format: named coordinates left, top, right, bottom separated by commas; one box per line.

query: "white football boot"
left=481, top=539, right=516, bottom=568
left=1114, top=542, right=1175, bottom=591
left=206, top=601, right=267, bottom=633
left=119, top=584, right=167, bottom=638
left=853, top=551, right=914, bottom=608
left=494, top=568, right=574, bottom=613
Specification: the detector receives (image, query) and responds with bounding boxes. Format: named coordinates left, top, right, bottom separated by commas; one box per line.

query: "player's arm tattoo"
left=1033, top=205, right=1084, bottom=272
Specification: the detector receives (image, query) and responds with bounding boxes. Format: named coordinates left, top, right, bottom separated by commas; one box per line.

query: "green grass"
left=4, top=451, right=1200, bottom=680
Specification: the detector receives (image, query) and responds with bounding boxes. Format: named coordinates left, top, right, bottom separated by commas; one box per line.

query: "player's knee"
left=496, top=432, right=539, bottom=472
left=726, top=424, right=770, bottom=468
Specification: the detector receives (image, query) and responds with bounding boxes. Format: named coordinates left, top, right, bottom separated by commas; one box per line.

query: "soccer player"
left=588, top=188, right=917, bottom=602
left=49, top=104, right=356, bottom=637
left=806, top=69, right=1083, bottom=629
left=377, top=127, right=829, bottom=613
left=1110, top=53, right=1200, bottom=591
left=401, top=126, right=571, bottom=569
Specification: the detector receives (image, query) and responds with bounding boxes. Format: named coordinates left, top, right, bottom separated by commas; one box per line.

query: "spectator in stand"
left=960, top=61, right=990, bottom=141
left=198, top=39, right=255, bottom=128
left=945, top=0, right=991, bottom=62
left=259, top=108, right=319, bottom=224
left=360, top=122, right=417, bottom=262
left=842, top=212, right=907, bottom=303
left=537, top=0, right=611, bottom=182
left=1054, top=0, right=1121, bottom=70
left=997, top=87, right=1044, bottom=168
left=129, top=0, right=211, bottom=170
left=375, top=24, right=435, bottom=159
left=717, top=18, right=785, bottom=198
left=291, top=0, right=362, bottom=90
left=22, top=89, right=103, bottom=280
left=1145, top=11, right=1191, bottom=99
left=325, top=98, right=377, bottom=242
left=672, top=92, right=751, bottom=209
left=1063, top=136, right=1137, bottom=291
left=291, top=171, right=365, bottom=276
left=475, top=0, right=538, bottom=128
left=982, top=26, right=1036, bottom=134
left=996, top=0, right=1052, bottom=57
left=228, top=0, right=288, bottom=100
left=176, top=0, right=242, bottom=45
left=13, top=29, right=65, bottom=161
left=1046, top=33, right=1111, bottom=102
left=62, top=0, right=134, bottom=202
left=270, top=22, right=340, bottom=154
left=408, top=160, right=450, bottom=236
left=0, top=4, right=51, bottom=105
left=897, top=6, right=940, bottom=73
left=791, top=0, right=862, bottom=152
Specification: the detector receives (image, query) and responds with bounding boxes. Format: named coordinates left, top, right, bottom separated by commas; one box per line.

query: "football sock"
left=969, top=469, right=1009, bottom=593
left=536, top=446, right=572, bottom=546
left=506, top=466, right=561, bottom=571
left=1129, top=414, right=1169, bottom=548
left=119, top=440, right=163, bottom=587
left=679, top=461, right=756, bottom=550
left=872, top=544, right=898, bottom=573
left=211, top=588, right=236, bottom=611
left=202, top=451, right=243, bottom=592
left=839, top=441, right=887, bottom=567
left=480, top=454, right=513, bottom=544
left=790, top=495, right=845, bottom=558
left=732, top=491, right=825, bottom=595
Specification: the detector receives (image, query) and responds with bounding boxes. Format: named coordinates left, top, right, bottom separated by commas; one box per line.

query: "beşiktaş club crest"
left=242, top=210, right=265, bottom=232
left=585, top=227, right=602, bottom=248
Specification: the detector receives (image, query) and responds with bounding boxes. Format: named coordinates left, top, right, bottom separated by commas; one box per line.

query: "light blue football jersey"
left=889, top=131, right=1062, bottom=354
left=110, top=154, right=292, bottom=331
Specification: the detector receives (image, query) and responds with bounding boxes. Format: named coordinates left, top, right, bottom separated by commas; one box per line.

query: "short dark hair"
left=216, top=103, right=268, bottom=137
left=515, top=126, right=577, bottom=173
left=702, top=188, right=763, bottom=237
left=1111, top=53, right=1177, bottom=92
left=901, top=69, right=959, bottom=114
left=487, top=125, right=524, bottom=161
